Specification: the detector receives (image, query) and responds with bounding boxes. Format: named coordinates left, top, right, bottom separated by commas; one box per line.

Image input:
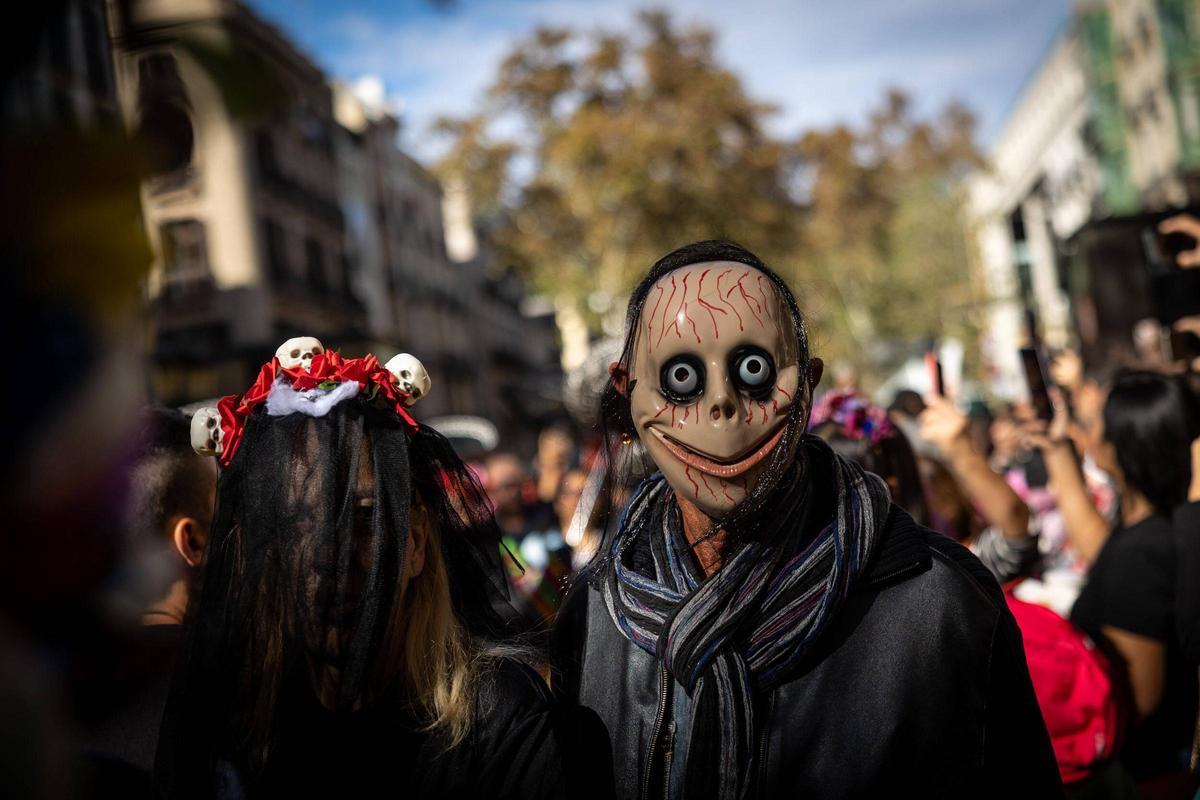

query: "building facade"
left=967, top=0, right=1200, bottom=398
left=109, top=0, right=561, bottom=440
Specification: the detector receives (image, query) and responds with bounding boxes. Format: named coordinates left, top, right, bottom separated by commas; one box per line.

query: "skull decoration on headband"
left=384, top=353, right=432, bottom=406
left=628, top=262, right=804, bottom=517
left=190, top=337, right=429, bottom=464
left=190, top=407, right=224, bottom=456
left=276, top=336, right=324, bottom=372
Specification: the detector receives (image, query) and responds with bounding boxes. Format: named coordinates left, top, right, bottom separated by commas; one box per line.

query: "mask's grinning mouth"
left=651, top=423, right=786, bottom=479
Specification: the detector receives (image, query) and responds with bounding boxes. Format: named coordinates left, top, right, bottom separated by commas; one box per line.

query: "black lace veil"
left=155, top=399, right=517, bottom=796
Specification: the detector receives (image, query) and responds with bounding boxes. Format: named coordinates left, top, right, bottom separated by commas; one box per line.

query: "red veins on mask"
left=680, top=273, right=701, bottom=344
left=727, top=271, right=764, bottom=327
left=776, top=384, right=793, bottom=401
left=715, top=268, right=744, bottom=332
left=647, top=284, right=666, bottom=349
left=696, top=268, right=728, bottom=339
left=683, top=465, right=701, bottom=497
left=656, top=274, right=679, bottom=350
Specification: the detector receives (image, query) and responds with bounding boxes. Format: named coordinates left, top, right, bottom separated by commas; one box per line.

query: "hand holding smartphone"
left=1019, top=347, right=1055, bottom=423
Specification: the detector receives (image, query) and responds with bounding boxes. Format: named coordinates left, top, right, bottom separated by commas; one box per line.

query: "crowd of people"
left=7, top=223, right=1200, bottom=799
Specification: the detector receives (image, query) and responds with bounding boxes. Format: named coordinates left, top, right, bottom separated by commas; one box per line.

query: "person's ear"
left=405, top=505, right=429, bottom=581
left=610, top=362, right=631, bottom=397
left=171, top=516, right=208, bottom=568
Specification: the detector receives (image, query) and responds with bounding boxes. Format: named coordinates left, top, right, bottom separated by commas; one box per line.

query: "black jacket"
left=552, top=507, right=1063, bottom=800
left=200, top=659, right=609, bottom=800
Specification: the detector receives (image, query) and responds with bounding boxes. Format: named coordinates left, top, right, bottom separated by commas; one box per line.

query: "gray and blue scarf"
left=602, top=435, right=891, bottom=800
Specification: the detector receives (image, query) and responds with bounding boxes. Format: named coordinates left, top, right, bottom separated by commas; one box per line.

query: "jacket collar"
left=861, top=505, right=931, bottom=589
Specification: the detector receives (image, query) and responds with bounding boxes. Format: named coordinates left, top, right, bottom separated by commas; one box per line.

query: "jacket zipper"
left=754, top=693, right=773, bottom=799
left=641, top=666, right=670, bottom=800
left=661, top=721, right=677, bottom=800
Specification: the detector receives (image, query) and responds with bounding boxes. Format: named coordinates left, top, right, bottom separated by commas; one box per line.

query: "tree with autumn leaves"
left=435, top=10, right=984, bottom=377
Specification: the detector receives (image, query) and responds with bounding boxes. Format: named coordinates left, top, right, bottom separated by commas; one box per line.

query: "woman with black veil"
left=156, top=344, right=591, bottom=799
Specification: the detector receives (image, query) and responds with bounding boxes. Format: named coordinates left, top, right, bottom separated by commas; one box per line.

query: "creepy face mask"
left=629, top=262, right=804, bottom=517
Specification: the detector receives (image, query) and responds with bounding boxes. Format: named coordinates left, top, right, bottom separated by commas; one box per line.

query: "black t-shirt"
left=1070, top=514, right=1197, bottom=780
left=1174, top=501, right=1200, bottom=667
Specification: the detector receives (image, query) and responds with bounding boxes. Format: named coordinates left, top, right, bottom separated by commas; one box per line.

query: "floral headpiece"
left=810, top=389, right=895, bottom=445
left=189, top=336, right=431, bottom=467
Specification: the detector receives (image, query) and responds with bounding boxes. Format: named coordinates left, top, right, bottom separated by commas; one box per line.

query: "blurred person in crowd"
left=888, top=388, right=926, bottom=420
left=918, top=454, right=979, bottom=541
left=810, top=389, right=929, bottom=525
left=555, top=468, right=589, bottom=535
left=536, top=425, right=576, bottom=505
left=78, top=407, right=217, bottom=787
left=1026, top=370, right=1199, bottom=788
left=920, top=396, right=1040, bottom=583
left=128, top=407, right=217, bottom=627
left=555, top=467, right=606, bottom=571
left=156, top=348, right=579, bottom=799
left=555, top=241, right=1060, bottom=798
left=486, top=451, right=573, bottom=628
left=989, top=404, right=1023, bottom=473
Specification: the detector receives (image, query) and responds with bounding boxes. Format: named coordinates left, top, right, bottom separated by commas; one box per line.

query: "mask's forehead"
left=632, top=261, right=798, bottom=368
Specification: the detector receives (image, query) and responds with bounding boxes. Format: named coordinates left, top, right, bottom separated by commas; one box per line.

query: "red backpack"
left=1005, top=592, right=1124, bottom=785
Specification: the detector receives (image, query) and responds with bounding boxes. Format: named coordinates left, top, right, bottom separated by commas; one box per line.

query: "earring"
left=619, top=432, right=634, bottom=446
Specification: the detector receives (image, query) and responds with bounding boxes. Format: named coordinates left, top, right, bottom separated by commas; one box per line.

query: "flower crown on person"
left=809, top=389, right=896, bottom=445
left=189, top=336, right=431, bottom=466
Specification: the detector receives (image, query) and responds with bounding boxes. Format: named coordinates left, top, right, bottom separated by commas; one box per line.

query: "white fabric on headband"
left=264, top=377, right=361, bottom=418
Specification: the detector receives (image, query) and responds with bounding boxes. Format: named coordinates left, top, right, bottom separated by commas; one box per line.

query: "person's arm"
left=919, top=396, right=1030, bottom=542
left=1102, top=626, right=1166, bottom=721
left=1020, top=395, right=1109, bottom=564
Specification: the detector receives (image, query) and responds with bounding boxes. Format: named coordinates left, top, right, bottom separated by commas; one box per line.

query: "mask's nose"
left=707, top=364, right=739, bottom=423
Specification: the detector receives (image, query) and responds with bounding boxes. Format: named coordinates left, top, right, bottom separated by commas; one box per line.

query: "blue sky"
left=246, top=0, right=1071, bottom=161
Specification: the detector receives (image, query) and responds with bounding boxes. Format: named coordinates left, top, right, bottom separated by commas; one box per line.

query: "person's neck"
left=142, top=579, right=189, bottom=626
left=676, top=496, right=729, bottom=578
left=1120, top=488, right=1155, bottom=529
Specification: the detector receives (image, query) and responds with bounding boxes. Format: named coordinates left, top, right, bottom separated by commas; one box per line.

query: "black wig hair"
left=1103, top=369, right=1200, bottom=517
left=155, top=399, right=517, bottom=797
left=596, top=240, right=814, bottom=558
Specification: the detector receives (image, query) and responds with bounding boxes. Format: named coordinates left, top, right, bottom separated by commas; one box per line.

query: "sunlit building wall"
left=966, top=0, right=1200, bottom=399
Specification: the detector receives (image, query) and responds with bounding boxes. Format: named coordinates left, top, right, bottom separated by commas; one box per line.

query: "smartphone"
left=925, top=351, right=944, bottom=398
left=1143, top=224, right=1200, bottom=323
left=1171, top=330, right=1200, bottom=364
left=1019, top=347, right=1054, bottom=423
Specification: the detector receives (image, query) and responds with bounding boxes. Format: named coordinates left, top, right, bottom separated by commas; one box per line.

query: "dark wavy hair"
left=596, top=240, right=814, bottom=557
left=1103, top=369, right=1200, bottom=516
left=813, top=422, right=928, bottom=527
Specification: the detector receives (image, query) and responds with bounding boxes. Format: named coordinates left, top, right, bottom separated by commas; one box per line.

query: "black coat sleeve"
left=1175, top=502, right=1200, bottom=667
left=982, top=607, right=1065, bottom=798
left=471, top=660, right=569, bottom=800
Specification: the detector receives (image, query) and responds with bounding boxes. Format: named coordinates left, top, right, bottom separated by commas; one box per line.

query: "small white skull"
left=384, top=353, right=431, bottom=407
left=190, top=407, right=224, bottom=456
left=276, top=336, right=324, bottom=372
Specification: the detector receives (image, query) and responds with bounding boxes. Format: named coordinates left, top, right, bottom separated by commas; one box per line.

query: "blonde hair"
left=377, top=510, right=483, bottom=748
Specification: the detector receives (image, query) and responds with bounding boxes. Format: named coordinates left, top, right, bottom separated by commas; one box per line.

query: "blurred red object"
left=1005, top=592, right=1123, bottom=785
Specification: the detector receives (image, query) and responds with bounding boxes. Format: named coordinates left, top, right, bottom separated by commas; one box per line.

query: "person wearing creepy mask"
left=552, top=241, right=1061, bottom=799
left=155, top=342, right=588, bottom=800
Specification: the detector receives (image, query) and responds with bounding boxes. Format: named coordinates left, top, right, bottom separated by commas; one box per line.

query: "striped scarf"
left=602, top=435, right=891, bottom=800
